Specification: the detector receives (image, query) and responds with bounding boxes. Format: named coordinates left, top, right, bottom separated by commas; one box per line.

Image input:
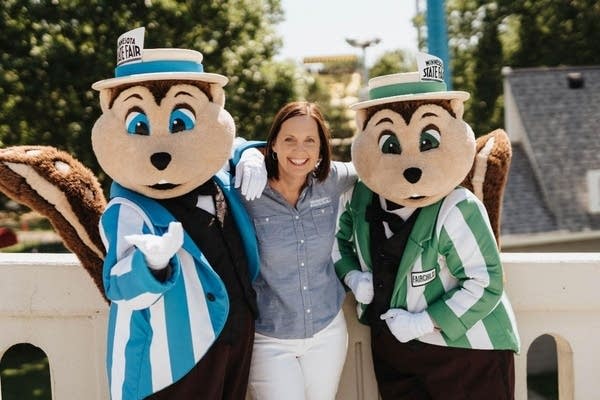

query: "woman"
left=242, top=101, right=357, bottom=400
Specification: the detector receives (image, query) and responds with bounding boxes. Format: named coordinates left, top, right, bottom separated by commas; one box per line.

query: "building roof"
left=502, top=66, right=600, bottom=236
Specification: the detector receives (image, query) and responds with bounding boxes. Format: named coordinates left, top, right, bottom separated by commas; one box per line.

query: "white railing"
left=1, top=252, right=599, bottom=400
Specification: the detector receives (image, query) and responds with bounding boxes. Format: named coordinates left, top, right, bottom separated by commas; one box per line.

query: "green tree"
left=0, top=0, right=298, bottom=184
left=470, top=4, right=503, bottom=135
left=447, top=0, right=600, bottom=135
left=369, top=49, right=416, bottom=77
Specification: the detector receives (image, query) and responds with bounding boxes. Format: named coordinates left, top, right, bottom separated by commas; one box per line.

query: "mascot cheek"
left=91, top=116, right=132, bottom=183
left=351, top=133, right=378, bottom=182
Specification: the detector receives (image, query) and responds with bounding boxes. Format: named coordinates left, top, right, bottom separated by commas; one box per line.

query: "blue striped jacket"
left=100, top=171, right=259, bottom=400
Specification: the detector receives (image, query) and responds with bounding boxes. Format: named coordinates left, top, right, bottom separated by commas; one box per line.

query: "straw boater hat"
left=351, top=53, right=470, bottom=110
left=92, top=28, right=227, bottom=90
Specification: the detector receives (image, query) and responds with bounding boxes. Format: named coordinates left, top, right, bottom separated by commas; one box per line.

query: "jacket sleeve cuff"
left=426, top=300, right=467, bottom=341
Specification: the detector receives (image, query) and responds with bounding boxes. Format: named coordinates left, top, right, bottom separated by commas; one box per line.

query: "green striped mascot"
left=334, top=53, right=520, bottom=399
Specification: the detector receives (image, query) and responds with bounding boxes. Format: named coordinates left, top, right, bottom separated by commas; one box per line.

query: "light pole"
left=345, top=37, right=381, bottom=99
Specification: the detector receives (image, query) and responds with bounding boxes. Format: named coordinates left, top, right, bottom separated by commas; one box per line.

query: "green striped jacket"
left=334, top=182, right=520, bottom=352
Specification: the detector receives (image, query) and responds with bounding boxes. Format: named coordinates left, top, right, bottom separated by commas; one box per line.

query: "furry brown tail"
left=0, top=146, right=106, bottom=298
left=461, top=129, right=512, bottom=246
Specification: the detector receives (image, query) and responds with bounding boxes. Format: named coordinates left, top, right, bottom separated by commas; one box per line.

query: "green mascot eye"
left=420, top=129, right=441, bottom=151
left=378, top=132, right=401, bottom=154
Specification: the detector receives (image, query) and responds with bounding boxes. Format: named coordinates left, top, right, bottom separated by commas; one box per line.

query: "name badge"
left=411, top=268, right=436, bottom=287
left=310, top=197, right=331, bottom=208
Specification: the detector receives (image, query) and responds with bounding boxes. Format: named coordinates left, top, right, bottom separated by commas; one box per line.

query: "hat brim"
left=350, top=90, right=470, bottom=110
left=92, top=71, right=228, bottom=91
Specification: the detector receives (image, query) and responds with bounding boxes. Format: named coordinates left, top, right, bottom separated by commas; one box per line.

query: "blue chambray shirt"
left=241, top=161, right=357, bottom=339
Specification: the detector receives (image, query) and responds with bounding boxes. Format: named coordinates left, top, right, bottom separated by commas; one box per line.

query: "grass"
left=0, top=343, right=51, bottom=400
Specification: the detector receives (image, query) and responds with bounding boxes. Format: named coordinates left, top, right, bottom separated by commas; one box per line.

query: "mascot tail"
left=0, top=146, right=107, bottom=298
left=461, top=129, right=512, bottom=247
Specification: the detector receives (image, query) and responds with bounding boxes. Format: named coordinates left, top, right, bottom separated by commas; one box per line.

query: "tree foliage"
left=446, top=0, right=600, bottom=136
left=369, top=50, right=416, bottom=78
left=0, top=0, right=298, bottom=183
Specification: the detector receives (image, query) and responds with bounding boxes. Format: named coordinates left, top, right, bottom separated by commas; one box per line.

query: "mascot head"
left=351, top=53, right=476, bottom=208
left=91, top=27, right=235, bottom=199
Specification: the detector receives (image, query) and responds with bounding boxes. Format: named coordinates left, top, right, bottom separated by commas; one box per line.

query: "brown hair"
left=108, top=80, right=212, bottom=109
left=362, top=99, right=455, bottom=130
left=265, top=101, right=332, bottom=182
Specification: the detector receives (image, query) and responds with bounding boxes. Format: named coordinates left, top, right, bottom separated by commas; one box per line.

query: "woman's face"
left=272, top=115, right=321, bottom=181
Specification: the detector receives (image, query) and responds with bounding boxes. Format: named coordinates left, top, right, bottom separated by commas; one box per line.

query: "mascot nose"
left=150, top=152, right=172, bottom=171
left=403, top=167, right=422, bottom=184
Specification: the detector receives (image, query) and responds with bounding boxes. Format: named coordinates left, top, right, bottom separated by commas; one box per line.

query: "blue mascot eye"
left=169, top=108, right=196, bottom=133
left=378, top=131, right=401, bottom=155
left=125, top=111, right=150, bottom=135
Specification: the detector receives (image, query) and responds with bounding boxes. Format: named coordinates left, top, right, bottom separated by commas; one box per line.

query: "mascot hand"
left=125, top=221, right=184, bottom=270
left=235, top=147, right=267, bottom=201
left=380, top=309, right=435, bottom=343
left=344, top=270, right=374, bottom=304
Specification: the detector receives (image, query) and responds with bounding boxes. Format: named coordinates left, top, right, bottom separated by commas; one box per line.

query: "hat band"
left=115, top=60, right=205, bottom=78
left=369, top=81, right=447, bottom=100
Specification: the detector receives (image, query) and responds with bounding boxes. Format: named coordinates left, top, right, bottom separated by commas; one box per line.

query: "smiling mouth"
left=149, top=182, right=179, bottom=190
left=409, top=195, right=425, bottom=200
left=289, top=158, right=309, bottom=166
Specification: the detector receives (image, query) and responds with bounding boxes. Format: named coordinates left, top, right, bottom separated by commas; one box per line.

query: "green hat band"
left=369, top=80, right=447, bottom=100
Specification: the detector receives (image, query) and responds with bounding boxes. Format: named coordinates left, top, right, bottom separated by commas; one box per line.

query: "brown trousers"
left=371, top=326, right=515, bottom=400
left=146, top=309, right=255, bottom=400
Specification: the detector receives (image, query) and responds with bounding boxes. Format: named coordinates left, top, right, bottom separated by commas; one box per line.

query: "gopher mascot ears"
left=351, top=65, right=510, bottom=242
left=351, top=68, right=474, bottom=209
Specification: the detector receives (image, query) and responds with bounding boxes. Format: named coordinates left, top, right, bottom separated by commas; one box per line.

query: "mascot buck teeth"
left=0, top=27, right=266, bottom=400
left=335, top=53, right=520, bottom=399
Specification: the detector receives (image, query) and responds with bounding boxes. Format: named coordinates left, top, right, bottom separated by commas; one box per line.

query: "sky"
left=275, top=0, right=420, bottom=67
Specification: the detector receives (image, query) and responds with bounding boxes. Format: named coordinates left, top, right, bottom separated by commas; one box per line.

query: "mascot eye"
left=125, top=111, right=150, bottom=136
left=420, top=129, right=441, bottom=151
left=169, top=108, right=196, bottom=133
left=378, top=132, right=401, bottom=155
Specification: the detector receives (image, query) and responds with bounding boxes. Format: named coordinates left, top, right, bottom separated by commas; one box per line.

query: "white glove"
left=234, top=147, right=267, bottom=201
left=380, top=309, right=435, bottom=343
left=344, top=270, right=374, bottom=304
left=125, top=221, right=184, bottom=270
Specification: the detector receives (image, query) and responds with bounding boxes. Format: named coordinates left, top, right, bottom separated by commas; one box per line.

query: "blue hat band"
left=369, top=81, right=447, bottom=100
left=115, top=60, right=204, bottom=78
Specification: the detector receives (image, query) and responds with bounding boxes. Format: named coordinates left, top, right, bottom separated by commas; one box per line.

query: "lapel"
left=110, top=182, right=208, bottom=266
left=213, top=170, right=260, bottom=281
left=352, top=182, right=374, bottom=270
left=390, top=198, right=444, bottom=305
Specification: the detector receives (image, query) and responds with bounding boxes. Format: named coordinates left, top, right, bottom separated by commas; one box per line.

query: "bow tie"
left=169, top=180, right=217, bottom=209
left=366, top=202, right=405, bottom=234
left=385, top=199, right=404, bottom=211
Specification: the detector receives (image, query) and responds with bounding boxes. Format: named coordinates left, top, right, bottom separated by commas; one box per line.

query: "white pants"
left=248, top=310, right=348, bottom=400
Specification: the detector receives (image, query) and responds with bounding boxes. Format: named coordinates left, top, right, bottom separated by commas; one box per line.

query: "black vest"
left=365, top=194, right=420, bottom=335
left=158, top=180, right=258, bottom=343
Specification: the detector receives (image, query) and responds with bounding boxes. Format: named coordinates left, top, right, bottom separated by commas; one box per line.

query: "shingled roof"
left=501, top=66, right=600, bottom=237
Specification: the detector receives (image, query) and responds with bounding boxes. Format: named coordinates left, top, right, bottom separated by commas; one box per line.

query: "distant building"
left=501, top=66, right=600, bottom=251
left=302, top=55, right=362, bottom=152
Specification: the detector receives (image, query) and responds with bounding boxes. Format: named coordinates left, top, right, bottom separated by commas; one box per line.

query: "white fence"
left=1, top=252, right=599, bottom=399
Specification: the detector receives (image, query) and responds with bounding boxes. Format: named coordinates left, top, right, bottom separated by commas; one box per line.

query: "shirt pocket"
left=311, top=204, right=335, bottom=236
left=253, top=215, right=293, bottom=248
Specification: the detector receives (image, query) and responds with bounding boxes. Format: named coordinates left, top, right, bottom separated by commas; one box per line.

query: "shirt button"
left=306, top=309, right=311, bottom=313
left=265, top=217, right=269, bottom=222
left=300, top=262, right=305, bottom=266
left=206, top=293, right=216, bottom=301
left=295, top=215, right=299, bottom=220
left=303, top=286, right=308, bottom=290
left=300, top=239, right=304, bottom=244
